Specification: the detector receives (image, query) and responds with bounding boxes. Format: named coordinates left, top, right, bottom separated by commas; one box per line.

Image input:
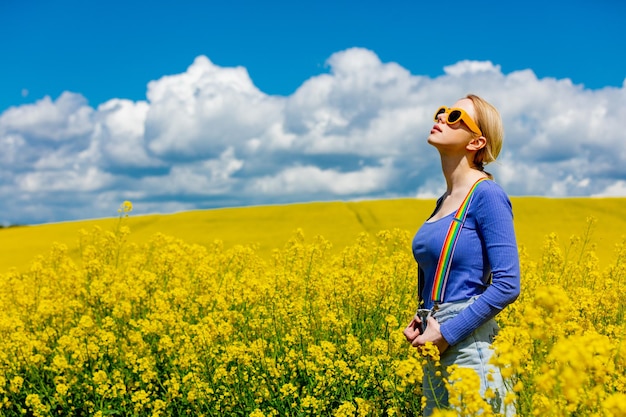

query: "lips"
left=431, top=124, right=442, bottom=133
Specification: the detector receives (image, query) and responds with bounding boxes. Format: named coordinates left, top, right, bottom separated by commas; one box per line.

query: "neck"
left=440, top=154, right=484, bottom=194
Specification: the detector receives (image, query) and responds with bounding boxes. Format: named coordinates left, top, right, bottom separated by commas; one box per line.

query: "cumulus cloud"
left=0, top=93, right=95, bottom=174
left=594, top=180, right=626, bottom=197
left=250, top=157, right=394, bottom=196
left=283, top=48, right=422, bottom=156
left=95, top=99, right=159, bottom=169
left=144, top=56, right=283, bottom=160
left=1, top=48, right=624, bottom=225
left=0, top=92, right=93, bottom=143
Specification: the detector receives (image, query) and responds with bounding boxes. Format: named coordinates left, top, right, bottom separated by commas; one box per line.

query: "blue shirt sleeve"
left=439, top=181, right=521, bottom=346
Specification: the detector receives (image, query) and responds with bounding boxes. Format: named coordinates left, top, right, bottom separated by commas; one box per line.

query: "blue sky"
left=1, top=0, right=625, bottom=225
left=3, top=0, right=625, bottom=110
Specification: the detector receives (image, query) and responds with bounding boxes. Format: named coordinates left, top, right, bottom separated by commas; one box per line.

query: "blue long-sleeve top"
left=412, top=180, right=520, bottom=346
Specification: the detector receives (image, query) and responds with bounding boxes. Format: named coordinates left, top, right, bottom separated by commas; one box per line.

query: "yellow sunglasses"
left=434, top=106, right=483, bottom=136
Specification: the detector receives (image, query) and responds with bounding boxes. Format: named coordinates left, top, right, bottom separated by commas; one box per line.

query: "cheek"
left=445, top=127, right=472, bottom=143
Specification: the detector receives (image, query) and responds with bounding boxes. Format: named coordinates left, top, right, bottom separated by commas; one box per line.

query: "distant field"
left=2, top=197, right=625, bottom=272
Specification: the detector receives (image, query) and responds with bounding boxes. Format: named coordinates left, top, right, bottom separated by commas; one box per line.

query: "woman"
left=403, top=94, right=520, bottom=416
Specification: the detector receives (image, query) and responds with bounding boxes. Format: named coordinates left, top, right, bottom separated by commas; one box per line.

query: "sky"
left=1, top=0, right=625, bottom=225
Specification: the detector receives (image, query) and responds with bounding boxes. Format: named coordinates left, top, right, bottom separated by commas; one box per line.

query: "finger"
left=411, top=336, right=422, bottom=347
left=403, top=328, right=418, bottom=341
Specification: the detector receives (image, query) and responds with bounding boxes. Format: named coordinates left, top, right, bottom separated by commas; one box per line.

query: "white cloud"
left=251, top=157, right=394, bottom=196
left=144, top=56, right=283, bottom=159
left=283, top=48, right=421, bottom=156
left=18, top=166, right=114, bottom=192
left=593, top=180, right=626, bottom=197
left=1, top=47, right=625, bottom=225
left=443, top=60, right=501, bottom=76
left=0, top=133, right=26, bottom=166
left=94, top=98, right=159, bottom=168
left=0, top=92, right=93, bottom=143
left=136, top=147, right=244, bottom=196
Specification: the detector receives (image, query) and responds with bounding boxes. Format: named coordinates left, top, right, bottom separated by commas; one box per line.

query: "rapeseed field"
left=2, top=197, right=625, bottom=272
left=1, top=199, right=625, bottom=416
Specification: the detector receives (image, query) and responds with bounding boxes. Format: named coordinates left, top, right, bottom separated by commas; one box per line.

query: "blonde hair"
left=466, top=94, right=503, bottom=175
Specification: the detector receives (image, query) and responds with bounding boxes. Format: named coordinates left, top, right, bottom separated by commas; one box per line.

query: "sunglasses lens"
left=448, top=110, right=462, bottom=123
left=434, top=107, right=446, bottom=121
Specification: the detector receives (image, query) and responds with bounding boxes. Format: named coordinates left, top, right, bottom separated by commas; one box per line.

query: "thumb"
left=426, top=316, right=440, bottom=331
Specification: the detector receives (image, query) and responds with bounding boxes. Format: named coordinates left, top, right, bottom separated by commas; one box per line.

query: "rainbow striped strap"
left=431, top=178, right=487, bottom=303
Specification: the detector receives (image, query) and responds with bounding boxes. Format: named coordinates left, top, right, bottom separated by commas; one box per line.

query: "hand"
left=409, top=316, right=450, bottom=354
left=403, top=317, right=422, bottom=344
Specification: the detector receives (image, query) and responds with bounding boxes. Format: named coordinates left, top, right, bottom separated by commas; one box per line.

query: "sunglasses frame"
left=434, top=106, right=483, bottom=136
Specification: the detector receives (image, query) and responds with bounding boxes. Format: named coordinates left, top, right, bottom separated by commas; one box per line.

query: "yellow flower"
left=604, top=393, right=626, bottom=416
left=334, top=401, right=356, bottom=417
left=9, top=376, right=23, bottom=394
left=25, top=394, right=50, bottom=417
left=445, top=366, right=495, bottom=416
left=55, top=383, right=69, bottom=396
left=118, top=200, right=133, bottom=213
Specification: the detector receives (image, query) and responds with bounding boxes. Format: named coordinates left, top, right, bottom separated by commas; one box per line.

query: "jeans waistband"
left=431, top=295, right=480, bottom=323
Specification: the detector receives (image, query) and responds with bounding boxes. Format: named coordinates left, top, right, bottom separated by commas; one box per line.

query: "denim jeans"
left=422, top=297, right=515, bottom=416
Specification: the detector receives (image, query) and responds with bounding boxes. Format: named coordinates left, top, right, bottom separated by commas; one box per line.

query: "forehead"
left=451, top=98, right=476, bottom=115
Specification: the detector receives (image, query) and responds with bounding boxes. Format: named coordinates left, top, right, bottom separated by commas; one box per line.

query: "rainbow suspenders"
left=430, top=177, right=487, bottom=306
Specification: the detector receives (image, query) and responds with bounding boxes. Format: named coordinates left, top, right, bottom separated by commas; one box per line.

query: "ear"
left=466, top=135, right=487, bottom=152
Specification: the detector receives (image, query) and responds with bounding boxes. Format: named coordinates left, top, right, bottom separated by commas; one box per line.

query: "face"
left=427, top=98, right=484, bottom=152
